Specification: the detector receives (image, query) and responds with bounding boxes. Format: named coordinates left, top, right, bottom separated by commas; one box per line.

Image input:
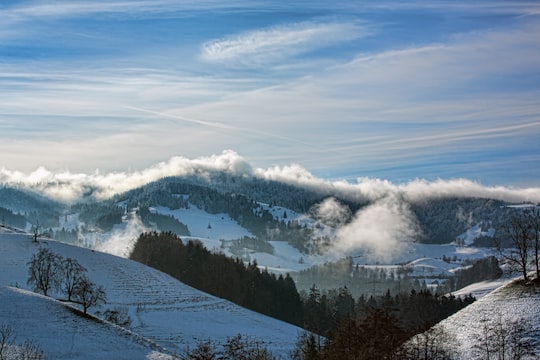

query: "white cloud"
left=2, top=0, right=250, bottom=20
left=311, top=197, right=353, bottom=227
left=0, top=151, right=253, bottom=202
left=256, top=163, right=540, bottom=204
left=200, top=21, right=366, bottom=65
left=331, top=194, right=417, bottom=263
left=95, top=215, right=149, bottom=257
left=3, top=152, right=539, bottom=206
left=2, top=151, right=540, bottom=262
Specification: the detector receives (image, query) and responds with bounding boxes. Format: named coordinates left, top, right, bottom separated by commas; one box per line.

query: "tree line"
left=0, top=206, right=26, bottom=229
left=137, top=206, right=191, bottom=236
left=129, top=231, right=304, bottom=326
left=295, top=258, right=425, bottom=299
left=300, top=285, right=475, bottom=352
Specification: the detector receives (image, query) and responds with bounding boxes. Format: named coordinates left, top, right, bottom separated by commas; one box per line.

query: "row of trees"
left=0, top=206, right=26, bottom=229
left=137, top=206, right=191, bottom=236
left=27, top=248, right=106, bottom=314
left=295, top=258, right=427, bottom=299
left=471, top=315, right=536, bottom=360
left=293, top=310, right=535, bottom=359
left=72, top=201, right=123, bottom=232
left=449, top=256, right=503, bottom=292
left=181, top=334, right=274, bottom=360
left=176, top=316, right=535, bottom=360
left=301, top=285, right=475, bottom=341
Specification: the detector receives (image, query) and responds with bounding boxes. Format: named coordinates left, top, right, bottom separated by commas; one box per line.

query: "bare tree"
left=473, top=315, right=536, bottom=360
left=0, top=324, right=44, bottom=360
left=103, top=306, right=132, bottom=328
left=30, top=220, right=43, bottom=243
left=27, top=248, right=63, bottom=296
left=73, top=275, right=106, bottom=314
left=398, top=327, right=457, bottom=360
left=182, top=339, right=219, bottom=360
left=525, top=208, right=540, bottom=280
left=290, top=331, right=320, bottom=360
left=497, top=211, right=532, bottom=281
left=61, top=257, right=86, bottom=301
left=19, top=339, right=45, bottom=360
left=0, top=323, right=15, bottom=360
left=222, top=334, right=273, bottom=360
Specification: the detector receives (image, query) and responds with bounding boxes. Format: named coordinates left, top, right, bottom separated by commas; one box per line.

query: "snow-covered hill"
left=0, top=287, right=172, bottom=359
left=0, top=226, right=303, bottom=359
left=413, top=279, right=540, bottom=359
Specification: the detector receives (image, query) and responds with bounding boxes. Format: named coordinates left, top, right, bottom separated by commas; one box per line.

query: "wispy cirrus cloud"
left=200, top=21, right=368, bottom=66
left=1, top=1, right=540, bottom=186
left=1, top=0, right=252, bottom=19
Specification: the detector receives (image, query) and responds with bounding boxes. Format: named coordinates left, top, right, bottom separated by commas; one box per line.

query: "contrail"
left=125, top=105, right=236, bottom=130
left=124, top=105, right=313, bottom=146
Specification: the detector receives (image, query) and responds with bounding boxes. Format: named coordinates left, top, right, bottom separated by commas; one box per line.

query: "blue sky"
left=1, top=0, right=540, bottom=186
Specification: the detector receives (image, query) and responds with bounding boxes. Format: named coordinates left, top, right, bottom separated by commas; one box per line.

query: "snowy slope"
left=0, top=226, right=304, bottom=358
left=456, top=223, right=496, bottom=246
left=431, top=280, right=540, bottom=358
left=0, top=286, right=172, bottom=359
left=151, top=205, right=325, bottom=273
left=151, top=205, right=253, bottom=240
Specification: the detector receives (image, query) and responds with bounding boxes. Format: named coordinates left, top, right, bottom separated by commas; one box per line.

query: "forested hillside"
left=0, top=174, right=522, bottom=252
left=129, top=231, right=304, bottom=326
left=129, top=231, right=477, bottom=358
left=411, top=197, right=507, bottom=244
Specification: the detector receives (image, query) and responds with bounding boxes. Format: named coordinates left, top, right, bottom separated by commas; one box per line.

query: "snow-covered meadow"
left=0, top=226, right=303, bottom=359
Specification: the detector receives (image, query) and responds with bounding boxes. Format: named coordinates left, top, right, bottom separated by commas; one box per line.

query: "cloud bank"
left=1, top=151, right=539, bottom=205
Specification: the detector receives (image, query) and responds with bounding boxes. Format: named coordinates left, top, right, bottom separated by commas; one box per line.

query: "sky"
left=1, top=0, right=540, bottom=187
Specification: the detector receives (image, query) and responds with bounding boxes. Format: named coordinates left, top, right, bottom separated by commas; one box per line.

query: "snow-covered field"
left=0, top=286, right=172, bottom=360
left=0, top=226, right=303, bottom=359
left=151, top=205, right=253, bottom=240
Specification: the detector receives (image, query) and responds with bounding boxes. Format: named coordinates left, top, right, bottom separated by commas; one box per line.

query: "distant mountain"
left=86, top=175, right=514, bottom=246
left=0, top=186, right=63, bottom=228
left=0, top=173, right=522, bottom=252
